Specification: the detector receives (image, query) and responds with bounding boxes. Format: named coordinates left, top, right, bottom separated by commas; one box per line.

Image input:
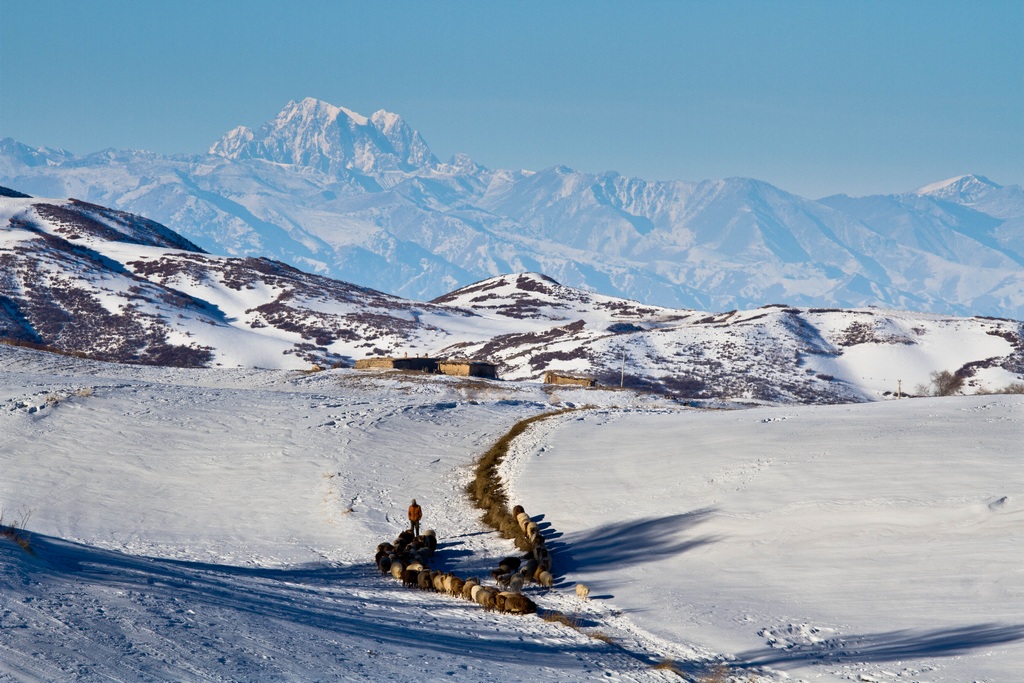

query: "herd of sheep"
left=373, top=503, right=589, bottom=616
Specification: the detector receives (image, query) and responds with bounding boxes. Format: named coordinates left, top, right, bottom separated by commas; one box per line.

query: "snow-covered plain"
left=1, top=343, right=1022, bottom=681
left=507, top=401, right=1024, bottom=682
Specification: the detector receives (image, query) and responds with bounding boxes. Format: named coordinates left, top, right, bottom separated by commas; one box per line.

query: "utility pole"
left=620, top=346, right=626, bottom=388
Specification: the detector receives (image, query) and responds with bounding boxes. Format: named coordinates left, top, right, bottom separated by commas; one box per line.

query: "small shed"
left=543, top=370, right=597, bottom=388
left=438, top=360, right=499, bottom=379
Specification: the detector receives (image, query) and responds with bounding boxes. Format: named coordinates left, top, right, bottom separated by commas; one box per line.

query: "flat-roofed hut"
left=437, top=360, right=498, bottom=379
left=543, top=370, right=597, bottom=387
left=354, top=357, right=438, bottom=372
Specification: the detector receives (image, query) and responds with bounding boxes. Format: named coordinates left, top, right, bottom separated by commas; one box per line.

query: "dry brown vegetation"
left=465, top=407, right=577, bottom=551
left=0, top=509, right=34, bottom=555
left=652, top=659, right=685, bottom=676
left=977, top=382, right=1024, bottom=394
left=541, top=610, right=581, bottom=629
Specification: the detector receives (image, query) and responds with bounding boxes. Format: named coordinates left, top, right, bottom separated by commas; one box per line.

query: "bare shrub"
left=981, top=382, right=1024, bottom=395
left=919, top=370, right=965, bottom=397
left=0, top=509, right=34, bottom=555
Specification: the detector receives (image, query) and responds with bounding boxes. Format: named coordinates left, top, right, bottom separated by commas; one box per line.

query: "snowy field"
left=1, top=343, right=1022, bottom=681
left=507, top=399, right=1024, bottom=682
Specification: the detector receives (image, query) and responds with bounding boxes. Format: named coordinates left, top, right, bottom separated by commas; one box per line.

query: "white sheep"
left=575, top=583, right=590, bottom=601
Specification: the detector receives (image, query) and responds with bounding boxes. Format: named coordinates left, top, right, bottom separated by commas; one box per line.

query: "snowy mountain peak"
left=207, top=125, right=255, bottom=157
left=914, top=174, right=1002, bottom=203
left=435, top=152, right=482, bottom=176
left=208, top=98, right=437, bottom=176
left=370, top=108, right=402, bottom=133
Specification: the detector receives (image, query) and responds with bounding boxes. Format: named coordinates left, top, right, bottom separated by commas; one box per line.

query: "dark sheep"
left=417, top=570, right=433, bottom=591
left=377, top=554, right=392, bottom=575
left=512, top=505, right=525, bottom=517
left=499, top=556, right=522, bottom=571
left=401, top=568, right=419, bottom=589
left=502, top=593, right=537, bottom=615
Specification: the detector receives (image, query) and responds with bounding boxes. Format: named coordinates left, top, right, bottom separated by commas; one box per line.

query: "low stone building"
left=438, top=360, right=499, bottom=379
left=354, top=355, right=499, bottom=379
left=353, top=356, right=438, bottom=372
left=543, top=370, right=597, bottom=387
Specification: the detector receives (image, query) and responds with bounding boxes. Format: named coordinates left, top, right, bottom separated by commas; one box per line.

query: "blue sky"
left=1, top=0, right=1021, bottom=198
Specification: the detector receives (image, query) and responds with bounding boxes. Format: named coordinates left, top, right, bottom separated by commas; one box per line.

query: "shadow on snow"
left=735, top=623, right=1024, bottom=668
left=0, top=531, right=609, bottom=671
left=548, top=509, right=720, bottom=576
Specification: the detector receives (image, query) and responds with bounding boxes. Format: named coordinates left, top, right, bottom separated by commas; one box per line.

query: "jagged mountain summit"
left=209, top=97, right=437, bottom=178
left=3, top=188, right=1022, bottom=404
left=1, top=99, right=1023, bottom=318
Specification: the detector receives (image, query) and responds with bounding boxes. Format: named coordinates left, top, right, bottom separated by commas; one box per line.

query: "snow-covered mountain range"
left=3, top=189, right=1022, bottom=404
left=2, top=98, right=1022, bottom=318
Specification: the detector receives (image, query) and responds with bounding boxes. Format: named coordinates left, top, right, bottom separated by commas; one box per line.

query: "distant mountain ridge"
left=2, top=98, right=1023, bottom=318
left=3, top=188, right=1022, bottom=404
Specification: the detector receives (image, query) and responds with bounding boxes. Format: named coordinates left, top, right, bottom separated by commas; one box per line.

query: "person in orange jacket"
left=408, top=498, right=422, bottom=536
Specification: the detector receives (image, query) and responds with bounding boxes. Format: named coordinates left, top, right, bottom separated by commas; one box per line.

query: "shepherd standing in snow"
left=408, top=499, right=422, bottom=536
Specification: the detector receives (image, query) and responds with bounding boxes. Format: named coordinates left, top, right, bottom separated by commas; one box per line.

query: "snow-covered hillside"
left=2, top=100, right=1023, bottom=318
left=508, top=397, right=1024, bottom=682
left=1, top=344, right=1021, bottom=681
left=3, top=191, right=1023, bottom=404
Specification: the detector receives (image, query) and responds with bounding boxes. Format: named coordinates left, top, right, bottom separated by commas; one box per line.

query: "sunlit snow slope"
left=508, top=397, right=1024, bottom=682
